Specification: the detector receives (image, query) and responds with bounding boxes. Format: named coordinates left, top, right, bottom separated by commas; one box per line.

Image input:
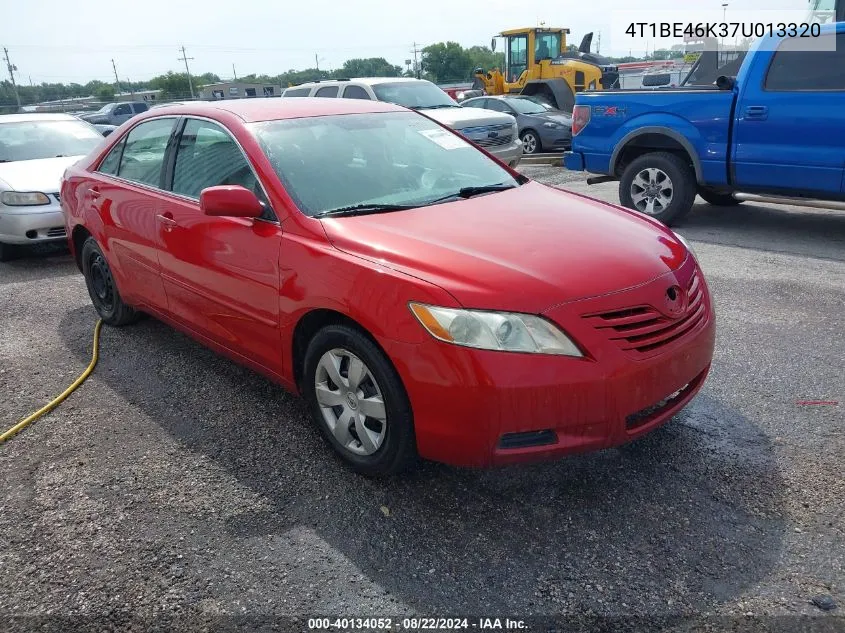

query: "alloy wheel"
left=630, top=167, right=674, bottom=215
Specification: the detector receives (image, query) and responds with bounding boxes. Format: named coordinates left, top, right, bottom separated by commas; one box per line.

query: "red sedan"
left=61, top=98, right=715, bottom=476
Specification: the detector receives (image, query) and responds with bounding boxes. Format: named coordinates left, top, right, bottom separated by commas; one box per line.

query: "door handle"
left=156, top=213, right=178, bottom=230
left=744, top=105, right=768, bottom=120
left=90, top=186, right=101, bottom=200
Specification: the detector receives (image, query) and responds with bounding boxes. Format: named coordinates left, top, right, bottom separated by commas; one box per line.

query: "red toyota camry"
left=61, top=98, right=715, bottom=476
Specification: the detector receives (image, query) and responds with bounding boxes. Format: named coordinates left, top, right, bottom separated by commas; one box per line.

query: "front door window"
left=507, top=35, right=528, bottom=83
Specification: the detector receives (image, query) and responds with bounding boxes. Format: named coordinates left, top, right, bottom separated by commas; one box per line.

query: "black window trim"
left=340, top=84, right=372, bottom=100
left=762, top=31, right=845, bottom=93
left=164, top=115, right=279, bottom=223
left=314, top=85, right=340, bottom=98
left=93, top=115, right=180, bottom=192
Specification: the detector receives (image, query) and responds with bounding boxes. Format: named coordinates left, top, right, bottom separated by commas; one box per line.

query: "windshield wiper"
left=421, top=183, right=519, bottom=206
left=313, top=203, right=417, bottom=218
left=413, top=104, right=458, bottom=110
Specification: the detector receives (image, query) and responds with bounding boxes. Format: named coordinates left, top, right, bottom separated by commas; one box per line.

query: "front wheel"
left=698, top=187, right=742, bottom=207
left=303, top=325, right=417, bottom=477
left=520, top=130, right=541, bottom=155
left=81, top=237, right=140, bottom=326
left=619, top=152, right=697, bottom=225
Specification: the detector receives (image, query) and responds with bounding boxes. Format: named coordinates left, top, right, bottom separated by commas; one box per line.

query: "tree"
left=95, top=86, right=115, bottom=102
left=149, top=72, right=194, bottom=99
left=421, top=41, right=473, bottom=83
left=465, top=46, right=504, bottom=74
left=335, top=57, right=402, bottom=78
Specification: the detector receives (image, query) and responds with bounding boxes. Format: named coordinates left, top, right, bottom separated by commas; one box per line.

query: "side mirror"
left=715, top=75, right=736, bottom=91
left=200, top=185, right=264, bottom=218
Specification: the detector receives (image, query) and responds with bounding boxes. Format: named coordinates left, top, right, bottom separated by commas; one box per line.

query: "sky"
left=1, top=0, right=823, bottom=85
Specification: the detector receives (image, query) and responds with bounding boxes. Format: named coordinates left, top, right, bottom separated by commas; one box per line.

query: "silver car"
left=0, top=113, right=104, bottom=261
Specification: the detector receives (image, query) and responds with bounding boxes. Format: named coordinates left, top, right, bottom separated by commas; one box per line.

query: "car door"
left=731, top=30, right=845, bottom=195
left=91, top=116, right=178, bottom=310
left=111, top=103, right=134, bottom=125
left=156, top=117, right=284, bottom=373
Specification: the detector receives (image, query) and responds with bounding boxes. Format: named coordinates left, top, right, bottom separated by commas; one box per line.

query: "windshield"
left=507, top=98, right=549, bottom=115
left=0, top=119, right=103, bottom=162
left=95, top=103, right=115, bottom=113
left=371, top=82, right=457, bottom=109
left=249, top=112, right=521, bottom=217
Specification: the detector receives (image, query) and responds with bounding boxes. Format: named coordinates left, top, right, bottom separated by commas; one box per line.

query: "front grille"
left=625, top=382, right=692, bottom=430
left=499, top=430, right=557, bottom=449
left=46, top=227, right=67, bottom=238
left=583, top=270, right=706, bottom=356
left=475, top=134, right=513, bottom=147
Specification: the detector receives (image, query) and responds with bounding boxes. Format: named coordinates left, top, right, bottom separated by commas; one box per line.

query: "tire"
left=698, top=187, right=742, bottom=207
left=0, top=243, right=20, bottom=262
left=80, top=237, right=139, bottom=326
left=303, top=324, right=417, bottom=477
left=619, top=152, right=697, bottom=226
left=520, top=130, right=541, bottom=155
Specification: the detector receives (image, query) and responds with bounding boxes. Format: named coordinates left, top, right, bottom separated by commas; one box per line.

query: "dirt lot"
left=1, top=168, right=843, bottom=632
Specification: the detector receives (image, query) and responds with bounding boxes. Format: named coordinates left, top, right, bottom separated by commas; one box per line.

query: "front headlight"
left=409, top=303, right=583, bottom=356
left=673, top=231, right=698, bottom=260
left=1, top=191, right=51, bottom=206
left=542, top=121, right=562, bottom=129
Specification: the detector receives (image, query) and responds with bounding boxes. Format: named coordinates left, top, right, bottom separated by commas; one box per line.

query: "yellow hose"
left=0, top=319, right=103, bottom=445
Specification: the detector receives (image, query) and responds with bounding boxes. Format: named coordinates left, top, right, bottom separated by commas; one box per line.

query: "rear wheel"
left=303, top=324, right=416, bottom=477
left=698, top=187, right=742, bottom=207
left=619, top=152, right=697, bottom=225
left=81, top=237, right=139, bottom=326
left=520, top=130, right=541, bottom=155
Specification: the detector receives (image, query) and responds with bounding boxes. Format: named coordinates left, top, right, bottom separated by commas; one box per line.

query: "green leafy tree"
left=421, top=41, right=472, bottom=83
left=465, top=46, right=505, bottom=74
left=335, top=57, right=402, bottom=78
left=95, top=86, right=115, bottom=102
left=149, top=72, right=195, bottom=99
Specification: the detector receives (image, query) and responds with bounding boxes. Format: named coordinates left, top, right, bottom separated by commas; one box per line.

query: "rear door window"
left=341, top=85, right=372, bottom=100
left=113, top=104, right=132, bottom=116
left=765, top=33, right=845, bottom=91
left=283, top=88, right=310, bottom=97
left=133, top=103, right=149, bottom=113
left=315, top=86, right=339, bottom=98
left=115, top=118, right=176, bottom=187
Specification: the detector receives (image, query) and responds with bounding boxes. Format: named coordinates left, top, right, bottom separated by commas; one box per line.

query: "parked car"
left=150, top=101, right=207, bottom=109
left=61, top=99, right=715, bottom=476
left=461, top=95, right=572, bottom=154
left=282, top=78, right=523, bottom=167
left=0, top=113, right=104, bottom=261
left=565, top=21, right=845, bottom=225
left=79, top=101, right=149, bottom=126
left=94, top=124, right=118, bottom=137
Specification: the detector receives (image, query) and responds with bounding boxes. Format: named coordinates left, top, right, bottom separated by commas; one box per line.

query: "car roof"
left=288, top=77, right=427, bottom=89
left=0, top=112, right=80, bottom=123
left=143, top=96, right=406, bottom=122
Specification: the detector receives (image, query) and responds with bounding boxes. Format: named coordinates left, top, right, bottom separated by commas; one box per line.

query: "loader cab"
left=494, top=28, right=567, bottom=83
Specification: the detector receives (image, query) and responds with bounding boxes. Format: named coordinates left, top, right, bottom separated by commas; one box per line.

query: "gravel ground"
left=1, top=168, right=843, bottom=632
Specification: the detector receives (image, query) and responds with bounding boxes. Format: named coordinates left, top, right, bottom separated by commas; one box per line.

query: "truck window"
left=132, top=103, right=149, bottom=114
left=283, top=88, right=310, bottom=97
left=507, top=35, right=528, bottom=82
left=765, top=33, right=845, bottom=91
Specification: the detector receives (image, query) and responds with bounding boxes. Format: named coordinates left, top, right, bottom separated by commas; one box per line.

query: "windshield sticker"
left=418, top=128, right=469, bottom=150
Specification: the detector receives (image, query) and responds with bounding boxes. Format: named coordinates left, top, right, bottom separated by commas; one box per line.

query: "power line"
left=3, top=48, right=21, bottom=108
left=178, top=45, right=195, bottom=99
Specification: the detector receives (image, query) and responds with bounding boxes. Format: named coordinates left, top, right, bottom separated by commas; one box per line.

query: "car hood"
left=320, top=182, right=687, bottom=313
left=422, top=106, right=515, bottom=130
left=0, top=156, right=85, bottom=193
left=80, top=113, right=108, bottom=123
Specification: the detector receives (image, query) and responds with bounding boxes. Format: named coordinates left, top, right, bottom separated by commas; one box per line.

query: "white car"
left=282, top=78, right=523, bottom=167
left=0, top=113, right=104, bottom=261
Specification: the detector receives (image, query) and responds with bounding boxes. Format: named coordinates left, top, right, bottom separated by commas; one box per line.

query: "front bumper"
left=383, top=257, right=715, bottom=468
left=487, top=138, right=523, bottom=167
left=0, top=202, right=67, bottom=245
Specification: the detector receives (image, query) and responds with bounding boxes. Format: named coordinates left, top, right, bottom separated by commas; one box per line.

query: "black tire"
left=80, top=237, right=139, bottom=326
left=698, top=187, right=742, bottom=207
left=619, top=152, right=697, bottom=226
left=0, top=243, right=20, bottom=262
left=303, top=324, right=417, bottom=477
left=520, top=129, right=541, bottom=155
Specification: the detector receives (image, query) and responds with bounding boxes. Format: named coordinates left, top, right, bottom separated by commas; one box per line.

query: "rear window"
left=283, top=88, right=310, bottom=97
left=315, top=86, right=339, bottom=98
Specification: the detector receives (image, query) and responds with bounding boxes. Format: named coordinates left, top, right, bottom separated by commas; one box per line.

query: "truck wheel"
left=619, top=152, right=697, bottom=225
left=698, top=187, right=742, bottom=207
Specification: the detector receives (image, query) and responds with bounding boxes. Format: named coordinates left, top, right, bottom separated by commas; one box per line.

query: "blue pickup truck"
left=564, top=21, right=845, bottom=225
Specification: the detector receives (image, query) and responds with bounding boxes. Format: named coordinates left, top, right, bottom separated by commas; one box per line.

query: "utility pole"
left=111, top=58, right=121, bottom=96
left=178, top=45, right=195, bottom=99
left=411, top=42, right=422, bottom=79
left=596, top=32, right=601, bottom=54
left=315, top=53, right=320, bottom=72
left=232, top=63, right=237, bottom=80
left=3, top=48, right=21, bottom=109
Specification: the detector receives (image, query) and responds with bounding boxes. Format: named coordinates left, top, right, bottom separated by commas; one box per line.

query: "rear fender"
left=608, top=116, right=704, bottom=183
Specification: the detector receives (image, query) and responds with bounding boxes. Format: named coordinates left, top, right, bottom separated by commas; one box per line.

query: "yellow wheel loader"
left=472, top=28, right=619, bottom=112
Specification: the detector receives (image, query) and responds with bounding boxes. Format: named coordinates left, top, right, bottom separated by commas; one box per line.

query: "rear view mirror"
left=200, top=185, right=264, bottom=218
